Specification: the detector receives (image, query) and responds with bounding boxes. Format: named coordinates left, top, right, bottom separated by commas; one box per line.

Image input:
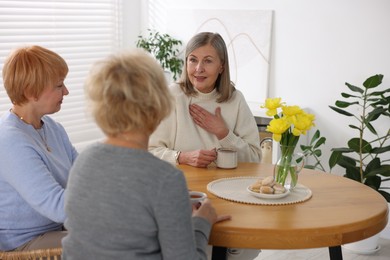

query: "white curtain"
left=0, top=0, right=122, bottom=151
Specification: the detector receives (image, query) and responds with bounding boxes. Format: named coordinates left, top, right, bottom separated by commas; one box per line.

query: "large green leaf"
left=366, top=165, right=390, bottom=177
left=341, top=92, right=359, bottom=98
left=367, top=107, right=387, bottom=122
left=364, top=121, right=377, bottom=135
left=370, top=88, right=390, bottom=96
left=372, top=98, right=390, bottom=106
left=338, top=155, right=357, bottom=168
left=346, top=82, right=364, bottom=93
left=363, top=74, right=383, bottom=89
left=335, top=100, right=359, bottom=108
left=371, top=145, right=390, bottom=154
left=367, top=97, right=382, bottom=104
left=329, top=106, right=354, bottom=116
left=345, top=166, right=361, bottom=181
left=329, top=151, right=342, bottom=169
left=364, top=175, right=381, bottom=189
left=331, top=147, right=354, bottom=152
left=348, top=138, right=371, bottom=153
left=348, top=125, right=361, bottom=131
left=364, top=158, right=381, bottom=177
left=378, top=190, right=390, bottom=202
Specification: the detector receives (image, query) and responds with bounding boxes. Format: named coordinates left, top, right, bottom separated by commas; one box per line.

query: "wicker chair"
left=0, top=247, right=62, bottom=260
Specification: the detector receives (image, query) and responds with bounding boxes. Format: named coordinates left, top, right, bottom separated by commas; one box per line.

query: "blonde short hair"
left=85, top=49, right=173, bottom=136
left=179, top=32, right=235, bottom=103
left=2, top=45, right=68, bottom=105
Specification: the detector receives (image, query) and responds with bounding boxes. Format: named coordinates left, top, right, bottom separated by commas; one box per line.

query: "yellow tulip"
left=261, top=97, right=284, bottom=117
left=266, top=118, right=291, bottom=142
left=261, top=97, right=316, bottom=145
left=291, top=112, right=315, bottom=136
left=282, top=105, right=303, bottom=120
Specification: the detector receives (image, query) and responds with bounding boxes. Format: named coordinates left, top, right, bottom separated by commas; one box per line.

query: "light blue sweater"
left=0, top=110, right=78, bottom=251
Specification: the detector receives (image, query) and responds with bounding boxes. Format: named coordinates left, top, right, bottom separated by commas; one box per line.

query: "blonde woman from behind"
left=62, top=49, right=230, bottom=259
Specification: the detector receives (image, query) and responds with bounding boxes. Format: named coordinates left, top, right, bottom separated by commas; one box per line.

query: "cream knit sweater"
left=149, top=84, right=261, bottom=165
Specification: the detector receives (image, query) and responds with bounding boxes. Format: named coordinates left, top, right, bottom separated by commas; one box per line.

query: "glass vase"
left=273, top=145, right=305, bottom=191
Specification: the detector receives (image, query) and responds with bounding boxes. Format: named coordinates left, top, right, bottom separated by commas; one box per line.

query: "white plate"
left=246, top=186, right=290, bottom=199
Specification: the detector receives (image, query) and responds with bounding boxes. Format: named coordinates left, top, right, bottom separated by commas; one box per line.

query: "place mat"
left=207, top=176, right=312, bottom=205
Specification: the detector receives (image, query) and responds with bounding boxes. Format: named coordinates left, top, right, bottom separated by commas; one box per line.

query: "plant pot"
left=342, top=233, right=381, bottom=255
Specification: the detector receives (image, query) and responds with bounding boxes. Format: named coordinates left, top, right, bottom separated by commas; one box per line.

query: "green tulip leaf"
left=314, top=137, right=326, bottom=148
left=311, top=130, right=320, bottom=143
left=313, top=149, right=322, bottom=157
left=300, top=145, right=310, bottom=150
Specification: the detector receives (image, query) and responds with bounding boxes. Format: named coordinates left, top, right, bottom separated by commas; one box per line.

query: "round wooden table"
left=178, top=163, right=388, bottom=260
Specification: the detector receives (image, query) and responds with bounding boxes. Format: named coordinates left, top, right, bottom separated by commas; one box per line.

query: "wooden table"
left=178, top=163, right=389, bottom=260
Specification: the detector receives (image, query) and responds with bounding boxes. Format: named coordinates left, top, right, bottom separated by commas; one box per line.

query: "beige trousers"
left=15, top=231, right=67, bottom=251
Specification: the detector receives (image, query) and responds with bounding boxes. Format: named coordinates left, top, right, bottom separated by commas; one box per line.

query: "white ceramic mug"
left=189, top=191, right=207, bottom=206
left=216, top=148, right=238, bottom=169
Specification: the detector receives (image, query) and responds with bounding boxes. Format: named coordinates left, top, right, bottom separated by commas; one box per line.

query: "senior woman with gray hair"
left=149, top=31, right=262, bottom=259
left=62, top=49, right=230, bottom=259
left=149, top=32, right=261, bottom=168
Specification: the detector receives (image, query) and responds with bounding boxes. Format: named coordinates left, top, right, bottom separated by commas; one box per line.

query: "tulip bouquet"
left=261, top=98, right=315, bottom=189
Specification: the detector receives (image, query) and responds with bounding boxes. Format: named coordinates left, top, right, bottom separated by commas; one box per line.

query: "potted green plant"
left=328, top=74, right=390, bottom=202
left=289, top=75, right=389, bottom=253
left=136, top=29, right=184, bottom=81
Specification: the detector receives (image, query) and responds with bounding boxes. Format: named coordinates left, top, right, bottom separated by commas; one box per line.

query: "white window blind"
left=0, top=0, right=122, bottom=151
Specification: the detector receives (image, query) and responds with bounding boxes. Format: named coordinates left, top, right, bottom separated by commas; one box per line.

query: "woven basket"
left=0, top=247, right=62, bottom=260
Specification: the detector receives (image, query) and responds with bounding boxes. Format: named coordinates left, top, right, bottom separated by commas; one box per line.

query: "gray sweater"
left=62, top=143, right=211, bottom=259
